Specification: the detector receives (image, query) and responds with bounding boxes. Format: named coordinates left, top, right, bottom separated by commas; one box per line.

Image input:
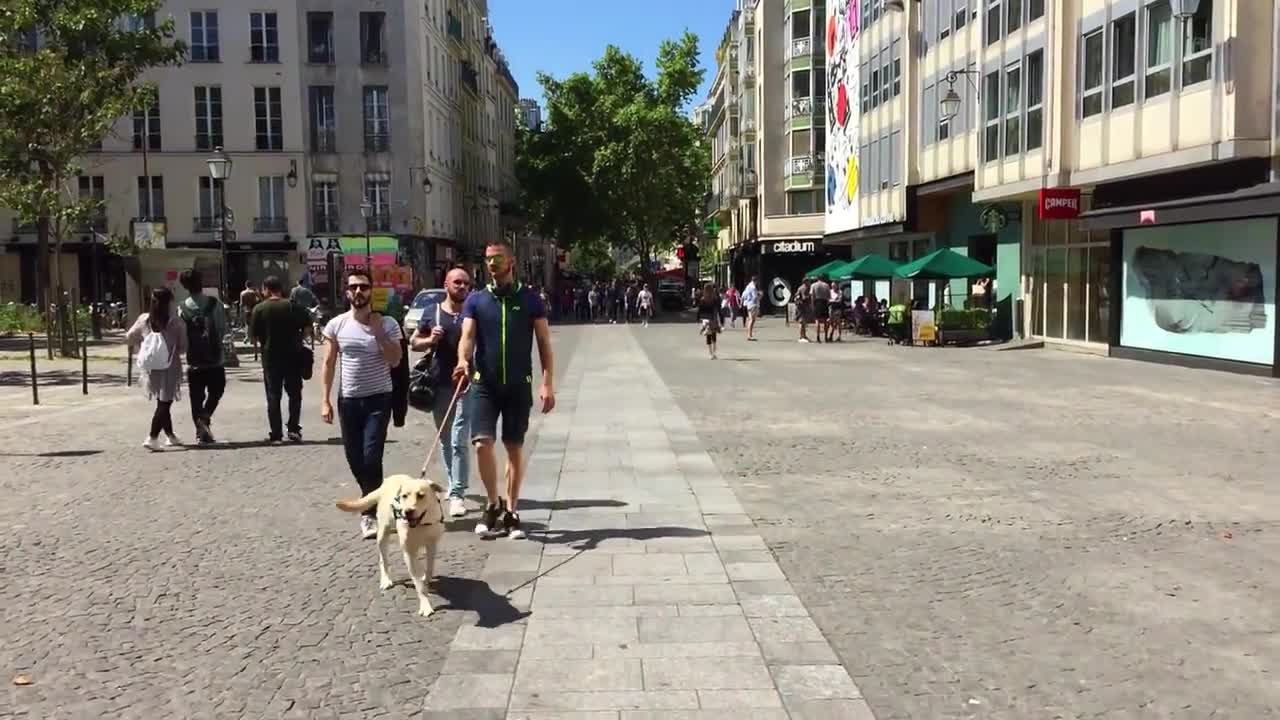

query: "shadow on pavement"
left=0, top=449, right=103, bottom=458
left=533, top=525, right=709, bottom=551
left=186, top=437, right=354, bottom=450
left=517, top=498, right=629, bottom=511
left=0, top=371, right=127, bottom=388
left=431, top=576, right=531, bottom=628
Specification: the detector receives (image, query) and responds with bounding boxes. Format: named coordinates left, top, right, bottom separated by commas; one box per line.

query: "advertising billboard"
left=824, top=0, right=862, bottom=236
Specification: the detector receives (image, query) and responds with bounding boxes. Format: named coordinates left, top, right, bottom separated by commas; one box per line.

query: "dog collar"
left=391, top=495, right=439, bottom=528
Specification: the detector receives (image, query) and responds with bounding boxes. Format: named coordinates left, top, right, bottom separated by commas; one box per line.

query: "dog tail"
left=336, top=488, right=381, bottom=514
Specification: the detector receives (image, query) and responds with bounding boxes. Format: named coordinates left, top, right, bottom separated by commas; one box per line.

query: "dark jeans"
left=337, top=392, right=392, bottom=517
left=187, top=366, right=226, bottom=429
left=263, top=365, right=303, bottom=439
left=149, top=400, right=173, bottom=438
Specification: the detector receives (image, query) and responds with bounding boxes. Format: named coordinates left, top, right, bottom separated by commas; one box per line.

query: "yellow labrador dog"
left=336, top=474, right=446, bottom=617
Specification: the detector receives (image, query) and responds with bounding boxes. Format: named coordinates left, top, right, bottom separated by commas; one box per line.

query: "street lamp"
left=206, top=146, right=232, bottom=300
left=939, top=69, right=981, bottom=122
left=359, top=199, right=373, bottom=274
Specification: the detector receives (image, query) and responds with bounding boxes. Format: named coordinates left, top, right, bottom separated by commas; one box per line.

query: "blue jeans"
left=337, top=392, right=393, bottom=516
left=431, top=383, right=471, bottom=499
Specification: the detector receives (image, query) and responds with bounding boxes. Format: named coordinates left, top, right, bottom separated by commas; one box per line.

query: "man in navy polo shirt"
left=454, top=239, right=556, bottom=539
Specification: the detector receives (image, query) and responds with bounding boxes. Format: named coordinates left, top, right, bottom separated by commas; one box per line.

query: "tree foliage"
left=516, top=32, right=711, bottom=279
left=0, top=0, right=185, bottom=319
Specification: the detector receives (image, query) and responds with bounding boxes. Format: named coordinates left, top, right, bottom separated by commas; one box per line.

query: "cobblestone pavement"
left=1, top=329, right=577, bottom=720
left=635, top=318, right=1280, bottom=720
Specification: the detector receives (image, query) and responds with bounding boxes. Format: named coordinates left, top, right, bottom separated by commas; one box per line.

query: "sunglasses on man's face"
left=347, top=283, right=371, bottom=292
left=484, top=255, right=506, bottom=264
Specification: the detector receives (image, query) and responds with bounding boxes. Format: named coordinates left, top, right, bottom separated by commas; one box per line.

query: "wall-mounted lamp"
left=885, top=0, right=917, bottom=11
left=286, top=160, right=298, bottom=188
left=1170, top=0, right=1201, bottom=20
left=410, top=167, right=434, bottom=194
left=939, top=69, right=982, bottom=122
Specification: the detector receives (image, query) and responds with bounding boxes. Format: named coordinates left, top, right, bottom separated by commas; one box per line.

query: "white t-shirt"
left=324, top=312, right=403, bottom=398
left=638, top=290, right=653, bottom=307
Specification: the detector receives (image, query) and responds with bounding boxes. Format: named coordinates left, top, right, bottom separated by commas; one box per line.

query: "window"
left=132, top=101, right=160, bottom=151
left=787, top=191, right=816, bottom=215
left=1108, top=14, right=1137, bottom=108
left=1004, top=62, right=1022, bottom=156
left=870, top=67, right=880, bottom=109
left=309, top=86, right=336, bottom=152
left=860, top=63, right=870, bottom=113
left=126, top=13, right=156, bottom=32
left=1025, top=50, right=1043, bottom=150
left=197, top=177, right=223, bottom=227
left=253, top=87, right=283, bottom=151
left=189, top=11, right=219, bottom=62
left=892, top=41, right=902, bottom=96
left=137, top=176, right=164, bottom=219
left=364, top=86, right=390, bottom=151
left=194, top=86, right=223, bottom=150
left=984, top=71, right=1000, bottom=162
left=955, top=3, right=968, bottom=30
left=1182, top=0, right=1212, bottom=86
left=939, top=0, right=953, bottom=40
left=364, top=178, right=391, bottom=230
left=256, top=176, right=286, bottom=231
left=1029, top=0, right=1044, bottom=22
left=360, top=12, right=386, bottom=65
left=890, top=130, right=902, bottom=186
left=880, top=52, right=891, bottom=104
left=1145, top=1, right=1173, bottom=98
left=249, top=12, right=278, bottom=62
left=307, top=12, right=334, bottom=63
left=986, top=0, right=1001, bottom=45
left=939, top=116, right=952, bottom=141
left=1007, top=0, right=1022, bottom=34
left=78, top=176, right=105, bottom=227
left=313, top=182, right=338, bottom=233
left=1081, top=30, right=1104, bottom=117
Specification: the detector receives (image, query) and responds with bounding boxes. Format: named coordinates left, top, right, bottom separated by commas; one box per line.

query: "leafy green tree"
left=0, top=0, right=184, bottom=351
left=516, top=32, right=710, bottom=282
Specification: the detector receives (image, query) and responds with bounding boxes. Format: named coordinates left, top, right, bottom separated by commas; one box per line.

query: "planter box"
left=937, top=327, right=990, bottom=345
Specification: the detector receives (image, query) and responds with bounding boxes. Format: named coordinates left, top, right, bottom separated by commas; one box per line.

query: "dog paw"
left=379, top=577, right=395, bottom=590
left=418, top=605, right=434, bottom=617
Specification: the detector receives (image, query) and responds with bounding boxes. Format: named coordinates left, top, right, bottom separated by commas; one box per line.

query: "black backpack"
left=182, top=296, right=222, bottom=366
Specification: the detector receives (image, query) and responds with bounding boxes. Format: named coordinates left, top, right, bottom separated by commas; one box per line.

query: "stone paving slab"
left=420, top=328, right=871, bottom=718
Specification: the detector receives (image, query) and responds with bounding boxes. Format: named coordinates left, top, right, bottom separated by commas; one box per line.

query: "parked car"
left=403, top=288, right=446, bottom=334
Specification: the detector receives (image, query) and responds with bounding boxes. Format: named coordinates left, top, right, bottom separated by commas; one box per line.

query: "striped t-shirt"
left=324, top=312, right=403, bottom=398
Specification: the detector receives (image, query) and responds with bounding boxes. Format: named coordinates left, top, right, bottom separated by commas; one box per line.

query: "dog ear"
left=428, top=480, right=446, bottom=495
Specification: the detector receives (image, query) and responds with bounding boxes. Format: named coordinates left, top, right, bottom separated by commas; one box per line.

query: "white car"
left=403, top=289, right=446, bottom=334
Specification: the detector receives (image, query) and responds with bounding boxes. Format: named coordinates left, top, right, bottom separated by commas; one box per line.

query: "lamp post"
left=359, top=200, right=373, bottom=274
left=206, top=147, right=232, bottom=299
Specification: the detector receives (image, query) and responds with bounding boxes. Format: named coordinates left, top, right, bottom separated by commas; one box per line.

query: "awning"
left=829, top=253, right=901, bottom=281
left=894, top=248, right=994, bottom=280
left=1078, top=181, right=1280, bottom=231
left=805, top=259, right=846, bottom=278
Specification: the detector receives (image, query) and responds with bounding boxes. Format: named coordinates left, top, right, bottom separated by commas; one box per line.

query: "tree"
left=0, top=1, right=184, bottom=352
left=516, top=32, right=710, bottom=282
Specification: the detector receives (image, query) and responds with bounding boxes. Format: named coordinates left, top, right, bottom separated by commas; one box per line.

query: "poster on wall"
left=824, top=0, right=861, bottom=236
left=338, top=236, right=412, bottom=311
left=1121, top=218, right=1277, bottom=365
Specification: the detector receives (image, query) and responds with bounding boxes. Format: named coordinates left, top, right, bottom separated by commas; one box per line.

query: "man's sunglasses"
left=484, top=255, right=506, bottom=264
left=347, top=283, right=371, bottom=292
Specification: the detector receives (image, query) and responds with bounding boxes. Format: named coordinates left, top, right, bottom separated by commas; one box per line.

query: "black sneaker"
left=287, top=430, right=302, bottom=443
left=503, top=510, right=526, bottom=540
left=475, top=503, right=501, bottom=536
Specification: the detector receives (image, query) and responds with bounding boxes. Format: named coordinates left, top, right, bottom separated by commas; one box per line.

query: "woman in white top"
left=126, top=287, right=188, bottom=450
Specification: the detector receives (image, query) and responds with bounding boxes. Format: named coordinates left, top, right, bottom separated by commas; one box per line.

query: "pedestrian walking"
left=742, top=275, right=761, bottom=341
left=724, top=286, right=740, bottom=328
left=178, top=269, right=227, bottom=444
left=637, top=283, right=654, bottom=327
left=696, top=282, right=722, bottom=360
left=588, top=285, right=600, bottom=323
left=127, top=287, right=188, bottom=451
left=290, top=277, right=319, bottom=310
left=409, top=267, right=473, bottom=518
left=252, top=275, right=313, bottom=443
left=795, top=278, right=814, bottom=343
left=454, top=239, right=556, bottom=540
left=811, top=274, right=832, bottom=344
left=320, top=271, right=405, bottom=539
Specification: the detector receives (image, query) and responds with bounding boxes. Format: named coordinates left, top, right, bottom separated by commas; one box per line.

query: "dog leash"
left=418, top=377, right=468, bottom=480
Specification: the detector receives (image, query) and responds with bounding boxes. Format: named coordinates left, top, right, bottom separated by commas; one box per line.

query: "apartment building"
left=518, top=98, right=543, bottom=131
left=2, top=0, right=524, bottom=312
left=704, top=0, right=848, bottom=306
left=1, top=0, right=308, bottom=309
left=823, top=0, right=1278, bottom=376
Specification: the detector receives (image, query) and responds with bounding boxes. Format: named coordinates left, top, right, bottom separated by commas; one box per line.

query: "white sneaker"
left=142, top=436, right=160, bottom=452
left=449, top=497, right=467, bottom=518
left=164, top=433, right=183, bottom=447
left=360, top=515, right=377, bottom=539
left=798, top=338, right=810, bottom=343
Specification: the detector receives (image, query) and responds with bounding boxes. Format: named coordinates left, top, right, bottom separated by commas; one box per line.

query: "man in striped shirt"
left=320, top=271, right=405, bottom=539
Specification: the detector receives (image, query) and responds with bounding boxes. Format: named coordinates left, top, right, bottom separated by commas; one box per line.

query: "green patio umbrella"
left=894, top=248, right=995, bottom=280
left=829, top=253, right=901, bottom=281
left=805, top=259, right=846, bottom=278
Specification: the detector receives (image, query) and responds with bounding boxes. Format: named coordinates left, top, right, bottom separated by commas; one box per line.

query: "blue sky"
left=488, top=0, right=738, bottom=111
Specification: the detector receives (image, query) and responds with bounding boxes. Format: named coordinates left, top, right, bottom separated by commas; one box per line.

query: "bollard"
left=81, top=332, right=89, bottom=395
left=127, top=344, right=133, bottom=387
left=28, top=333, right=39, bottom=405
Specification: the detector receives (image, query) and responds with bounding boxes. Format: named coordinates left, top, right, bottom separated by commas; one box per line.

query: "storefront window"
left=1087, top=241, right=1110, bottom=344
left=1029, top=212, right=1110, bottom=344
left=1045, top=246, right=1065, bottom=338
left=1066, top=246, right=1088, bottom=340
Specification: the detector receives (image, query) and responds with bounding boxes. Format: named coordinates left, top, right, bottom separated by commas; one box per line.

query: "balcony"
left=313, top=128, right=337, bottom=153
left=742, top=118, right=757, bottom=138
left=193, top=216, right=223, bottom=233
left=741, top=170, right=759, bottom=196
left=743, top=8, right=755, bottom=26
left=195, top=133, right=223, bottom=151
left=364, top=132, right=390, bottom=152
left=253, top=216, right=288, bottom=233
left=461, top=61, right=479, bottom=94
left=785, top=154, right=825, bottom=190
left=446, top=11, right=463, bottom=43
left=313, top=211, right=340, bottom=234
left=790, top=37, right=811, bottom=58
left=365, top=214, right=391, bottom=232
left=789, top=37, right=817, bottom=71
left=786, top=97, right=827, bottom=129
left=742, top=65, right=756, bottom=85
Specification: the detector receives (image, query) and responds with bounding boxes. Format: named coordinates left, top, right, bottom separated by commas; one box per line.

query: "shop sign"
left=1038, top=188, right=1082, bottom=219
left=766, top=240, right=819, bottom=254
left=768, top=277, right=792, bottom=307
left=979, top=205, right=1009, bottom=232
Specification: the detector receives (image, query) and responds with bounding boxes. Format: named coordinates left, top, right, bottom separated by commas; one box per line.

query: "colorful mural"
left=825, top=0, right=861, bottom=236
